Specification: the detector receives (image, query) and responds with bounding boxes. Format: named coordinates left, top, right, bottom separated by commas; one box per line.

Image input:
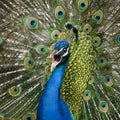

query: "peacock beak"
left=50, top=50, right=62, bottom=72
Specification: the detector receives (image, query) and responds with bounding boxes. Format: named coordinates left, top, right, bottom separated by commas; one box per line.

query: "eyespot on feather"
left=104, top=75, right=113, bottom=87
left=98, top=57, right=107, bottom=66
left=83, top=24, right=92, bottom=33
left=117, top=35, right=120, bottom=44
left=92, top=36, right=102, bottom=47
left=83, top=90, right=91, bottom=101
left=55, top=6, right=65, bottom=20
left=35, top=45, right=48, bottom=54
left=51, top=30, right=60, bottom=40
left=77, top=0, right=89, bottom=12
left=24, top=57, right=35, bottom=69
left=115, top=34, right=120, bottom=46
left=22, top=113, right=36, bottom=120
left=88, top=75, right=95, bottom=84
left=92, top=10, right=104, bottom=24
left=8, top=86, right=21, bottom=97
left=99, top=101, right=108, bottom=112
left=23, top=16, right=38, bottom=29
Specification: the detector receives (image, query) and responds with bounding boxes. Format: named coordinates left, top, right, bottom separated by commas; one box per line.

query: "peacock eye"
left=35, top=45, right=48, bottom=55
left=83, top=90, right=91, bottom=101
left=23, top=16, right=38, bottom=29
left=92, top=10, right=104, bottom=24
left=101, top=102, right=106, bottom=108
left=100, top=58, right=104, bottom=64
left=99, top=57, right=107, bottom=65
left=114, top=34, right=120, bottom=46
left=92, top=36, right=102, bottom=47
left=14, top=87, right=19, bottom=92
left=116, top=35, right=120, bottom=44
left=24, top=57, right=35, bottom=69
left=22, top=113, right=36, bottom=120
left=26, top=116, right=32, bottom=120
left=58, top=11, right=64, bottom=17
left=55, top=6, right=65, bottom=20
left=51, top=30, right=60, bottom=40
left=104, top=75, right=113, bottom=87
left=63, top=48, right=67, bottom=52
left=88, top=75, right=95, bottom=84
left=118, top=36, right=120, bottom=43
left=106, top=77, right=110, bottom=82
left=8, top=86, right=21, bottom=97
left=94, top=16, right=100, bottom=21
left=30, top=20, right=37, bottom=27
left=80, top=3, right=85, bottom=8
left=83, top=24, right=92, bottom=33
left=99, top=101, right=108, bottom=112
left=78, top=0, right=89, bottom=12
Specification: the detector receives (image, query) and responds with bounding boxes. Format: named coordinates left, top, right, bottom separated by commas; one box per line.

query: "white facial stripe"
left=56, top=48, right=64, bottom=54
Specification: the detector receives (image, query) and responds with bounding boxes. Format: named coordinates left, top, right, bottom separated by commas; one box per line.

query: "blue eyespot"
left=84, top=24, right=92, bottom=33
left=9, top=86, right=21, bottom=97
left=86, top=28, right=89, bottom=32
left=41, top=47, right=45, bottom=52
left=55, top=6, right=65, bottom=20
left=88, top=76, right=94, bottom=84
left=24, top=57, right=35, bottom=69
left=80, top=3, right=85, bottom=9
left=58, top=11, right=64, bottom=17
left=23, top=16, right=38, bottom=29
left=105, top=77, right=110, bottom=82
left=101, top=102, right=106, bottom=108
left=99, top=57, right=107, bottom=65
left=99, top=101, right=108, bottom=112
left=54, top=34, right=59, bottom=39
left=117, top=36, right=120, bottom=43
left=94, top=16, right=100, bottom=21
left=93, top=40, right=97, bottom=44
left=28, top=59, right=33, bottom=65
left=14, top=87, right=19, bottom=93
left=83, top=90, right=91, bottom=101
left=100, top=58, right=104, bottom=64
left=85, top=92, right=89, bottom=96
left=26, top=116, right=32, bottom=120
left=35, top=45, right=48, bottom=54
left=104, top=75, right=113, bottom=86
left=30, top=20, right=37, bottom=27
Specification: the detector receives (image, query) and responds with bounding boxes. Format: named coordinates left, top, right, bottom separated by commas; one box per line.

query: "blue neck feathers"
left=37, top=62, right=69, bottom=120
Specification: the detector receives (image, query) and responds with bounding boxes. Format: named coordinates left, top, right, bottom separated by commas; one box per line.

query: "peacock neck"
left=44, top=62, right=67, bottom=98
left=37, top=62, right=68, bottom=120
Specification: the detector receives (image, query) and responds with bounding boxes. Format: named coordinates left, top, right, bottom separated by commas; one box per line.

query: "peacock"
left=0, top=0, right=120, bottom=120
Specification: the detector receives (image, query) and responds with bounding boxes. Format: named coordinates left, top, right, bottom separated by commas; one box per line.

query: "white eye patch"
left=62, top=48, right=69, bottom=57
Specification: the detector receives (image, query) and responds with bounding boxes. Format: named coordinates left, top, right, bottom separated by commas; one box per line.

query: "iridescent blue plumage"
left=37, top=40, right=73, bottom=120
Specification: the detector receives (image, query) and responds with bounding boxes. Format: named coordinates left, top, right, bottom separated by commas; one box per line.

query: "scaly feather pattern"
left=0, top=0, right=120, bottom=120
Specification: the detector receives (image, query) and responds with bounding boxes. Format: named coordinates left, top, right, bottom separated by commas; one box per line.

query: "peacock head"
left=51, top=40, right=70, bottom=71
